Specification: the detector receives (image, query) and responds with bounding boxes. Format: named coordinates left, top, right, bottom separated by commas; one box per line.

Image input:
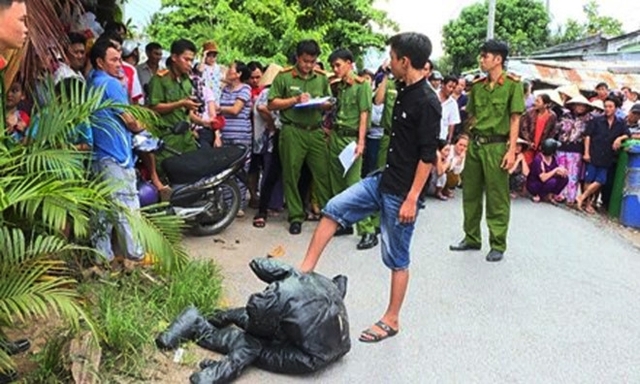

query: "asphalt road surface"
left=184, top=197, right=640, bottom=383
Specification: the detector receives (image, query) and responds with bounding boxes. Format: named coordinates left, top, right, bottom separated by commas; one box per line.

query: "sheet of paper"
left=339, top=141, right=357, bottom=177
left=293, top=96, right=331, bottom=108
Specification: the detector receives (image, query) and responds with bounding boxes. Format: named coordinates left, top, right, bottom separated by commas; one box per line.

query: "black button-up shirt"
left=379, top=79, right=441, bottom=198
left=585, top=115, right=629, bottom=167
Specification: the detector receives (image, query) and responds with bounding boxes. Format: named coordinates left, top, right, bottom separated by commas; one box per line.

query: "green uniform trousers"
left=462, top=141, right=510, bottom=252
left=329, top=133, right=375, bottom=235
left=279, top=125, right=332, bottom=224
left=370, top=133, right=391, bottom=229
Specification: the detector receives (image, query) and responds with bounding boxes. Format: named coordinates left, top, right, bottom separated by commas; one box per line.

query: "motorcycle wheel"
left=190, top=179, right=241, bottom=237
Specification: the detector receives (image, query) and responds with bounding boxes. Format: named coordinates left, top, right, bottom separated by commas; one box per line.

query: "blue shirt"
left=88, top=70, right=134, bottom=168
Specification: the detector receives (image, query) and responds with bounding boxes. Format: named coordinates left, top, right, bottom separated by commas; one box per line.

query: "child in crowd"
left=5, top=81, right=30, bottom=144
left=526, top=138, right=568, bottom=204
left=509, top=138, right=530, bottom=198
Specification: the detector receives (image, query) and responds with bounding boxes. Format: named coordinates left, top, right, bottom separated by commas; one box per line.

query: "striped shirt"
left=220, top=83, right=252, bottom=142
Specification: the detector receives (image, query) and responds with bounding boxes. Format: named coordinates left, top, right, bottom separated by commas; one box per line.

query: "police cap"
left=480, top=39, right=509, bottom=61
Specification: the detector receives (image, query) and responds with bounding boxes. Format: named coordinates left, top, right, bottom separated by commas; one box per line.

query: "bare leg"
left=298, top=217, right=339, bottom=273
left=576, top=182, right=601, bottom=211
left=140, top=153, right=167, bottom=191
left=360, top=269, right=409, bottom=340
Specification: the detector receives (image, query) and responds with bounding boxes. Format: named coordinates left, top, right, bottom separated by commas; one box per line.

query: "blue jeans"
left=92, top=158, right=143, bottom=261
left=322, top=173, right=423, bottom=270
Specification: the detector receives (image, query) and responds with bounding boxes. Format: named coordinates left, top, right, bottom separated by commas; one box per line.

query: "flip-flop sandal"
left=359, top=320, right=399, bottom=343
left=252, top=216, right=266, bottom=228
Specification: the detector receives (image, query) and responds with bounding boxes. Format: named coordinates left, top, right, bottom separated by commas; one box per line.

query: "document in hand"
left=293, top=96, right=332, bottom=108
left=338, top=141, right=357, bottom=177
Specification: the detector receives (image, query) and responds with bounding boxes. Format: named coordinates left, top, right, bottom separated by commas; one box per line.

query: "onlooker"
left=218, top=60, right=253, bottom=215
left=54, top=32, right=87, bottom=84
left=438, top=75, right=461, bottom=143
left=519, top=92, right=558, bottom=165
left=121, top=40, right=144, bottom=105
left=428, top=70, right=443, bottom=90
left=5, top=80, right=30, bottom=144
left=87, top=38, right=145, bottom=264
left=428, top=140, right=452, bottom=200
left=509, top=138, right=530, bottom=198
left=526, top=139, right=568, bottom=204
left=444, top=133, right=468, bottom=196
left=247, top=60, right=265, bottom=209
left=197, top=41, right=224, bottom=105
left=555, top=95, right=592, bottom=205
left=137, top=42, right=163, bottom=96
left=452, top=76, right=468, bottom=137
left=590, top=82, right=609, bottom=103
left=622, top=90, right=638, bottom=115
left=628, top=102, right=640, bottom=139
left=576, top=97, right=630, bottom=213
left=103, top=21, right=127, bottom=40
left=523, top=81, right=534, bottom=109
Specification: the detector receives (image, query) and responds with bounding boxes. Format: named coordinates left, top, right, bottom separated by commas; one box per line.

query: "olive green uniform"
left=462, top=71, right=525, bottom=252
left=269, top=67, right=332, bottom=224
left=147, top=70, right=198, bottom=160
left=376, top=78, right=397, bottom=169
left=329, top=73, right=375, bottom=235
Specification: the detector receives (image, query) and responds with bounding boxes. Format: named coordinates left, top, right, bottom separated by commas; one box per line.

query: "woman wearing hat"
left=519, top=92, right=558, bottom=164
left=555, top=94, right=593, bottom=205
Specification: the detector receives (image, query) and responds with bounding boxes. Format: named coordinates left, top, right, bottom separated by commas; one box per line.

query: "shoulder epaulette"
left=472, top=76, right=486, bottom=84
left=506, top=72, right=521, bottom=82
left=281, top=66, right=294, bottom=73
left=313, top=67, right=327, bottom=76
left=157, top=69, right=170, bottom=77
left=354, top=76, right=365, bottom=84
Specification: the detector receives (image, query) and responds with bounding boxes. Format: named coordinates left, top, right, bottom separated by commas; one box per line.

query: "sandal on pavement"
left=253, top=215, right=267, bottom=228
left=359, top=320, right=399, bottom=343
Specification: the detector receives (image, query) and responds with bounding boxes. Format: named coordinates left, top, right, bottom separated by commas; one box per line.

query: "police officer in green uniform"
left=268, top=40, right=333, bottom=235
left=450, top=40, right=525, bottom=262
left=327, top=48, right=378, bottom=250
left=148, top=39, right=200, bottom=163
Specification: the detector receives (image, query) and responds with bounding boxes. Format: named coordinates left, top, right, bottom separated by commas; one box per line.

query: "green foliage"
left=25, top=329, right=74, bottom=383
left=84, top=260, right=222, bottom=376
left=146, top=0, right=397, bottom=65
left=442, top=0, right=550, bottom=73
left=551, top=0, right=625, bottom=45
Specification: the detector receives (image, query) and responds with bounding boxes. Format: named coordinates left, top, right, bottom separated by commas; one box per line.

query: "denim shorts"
left=584, top=163, right=608, bottom=185
left=322, top=173, right=423, bottom=270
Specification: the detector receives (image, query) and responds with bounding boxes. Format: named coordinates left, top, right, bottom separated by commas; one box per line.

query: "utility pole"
left=487, top=0, right=496, bottom=40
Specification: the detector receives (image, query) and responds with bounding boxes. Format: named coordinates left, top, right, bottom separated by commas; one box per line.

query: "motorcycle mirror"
left=173, top=121, right=191, bottom=135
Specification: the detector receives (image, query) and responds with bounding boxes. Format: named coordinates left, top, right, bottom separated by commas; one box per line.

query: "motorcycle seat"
left=161, top=145, right=247, bottom=185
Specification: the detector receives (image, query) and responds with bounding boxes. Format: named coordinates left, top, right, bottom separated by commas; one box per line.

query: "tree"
left=442, top=0, right=550, bottom=73
left=146, top=0, right=397, bottom=65
left=551, top=0, right=624, bottom=45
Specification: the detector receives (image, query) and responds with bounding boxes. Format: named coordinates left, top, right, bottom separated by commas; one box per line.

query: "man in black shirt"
left=298, top=32, right=441, bottom=343
left=576, top=97, right=629, bottom=213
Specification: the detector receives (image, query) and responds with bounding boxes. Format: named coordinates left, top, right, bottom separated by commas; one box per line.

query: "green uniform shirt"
left=380, top=78, right=397, bottom=132
left=268, top=67, right=331, bottom=128
left=467, top=71, right=525, bottom=136
left=148, top=70, right=193, bottom=131
left=334, top=73, right=372, bottom=134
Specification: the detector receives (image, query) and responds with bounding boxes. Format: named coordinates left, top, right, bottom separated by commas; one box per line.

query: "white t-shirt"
left=439, top=96, right=461, bottom=141
left=447, top=146, right=466, bottom=175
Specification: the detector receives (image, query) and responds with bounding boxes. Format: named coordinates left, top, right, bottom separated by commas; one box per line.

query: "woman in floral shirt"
left=555, top=95, right=593, bottom=205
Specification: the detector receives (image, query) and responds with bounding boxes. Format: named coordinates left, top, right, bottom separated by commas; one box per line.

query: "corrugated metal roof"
left=508, top=59, right=640, bottom=91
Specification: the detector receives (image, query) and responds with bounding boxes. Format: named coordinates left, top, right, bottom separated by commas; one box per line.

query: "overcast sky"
left=127, top=0, right=640, bottom=58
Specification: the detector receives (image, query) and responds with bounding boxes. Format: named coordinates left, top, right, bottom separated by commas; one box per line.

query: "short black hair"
left=315, top=62, right=325, bottom=70
left=443, top=75, right=458, bottom=86
left=388, top=32, right=432, bottom=70
left=247, top=61, right=264, bottom=73
left=605, top=95, right=622, bottom=108
left=234, top=61, right=251, bottom=83
left=67, top=32, right=87, bottom=47
left=595, top=82, right=609, bottom=90
left=425, top=59, right=433, bottom=71
left=104, top=21, right=127, bottom=36
left=170, top=38, right=197, bottom=56
left=98, top=29, right=123, bottom=45
left=328, top=48, right=354, bottom=64
left=145, top=42, right=162, bottom=54
left=480, top=39, right=509, bottom=63
left=90, top=38, right=119, bottom=69
left=537, top=93, right=552, bottom=105
left=296, top=39, right=321, bottom=58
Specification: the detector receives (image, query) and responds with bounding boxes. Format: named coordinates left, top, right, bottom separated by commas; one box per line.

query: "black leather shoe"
left=486, top=249, right=504, bottom=262
left=449, top=240, right=481, bottom=251
left=334, top=226, right=354, bottom=237
left=289, top=222, right=302, bottom=235
left=357, top=233, right=378, bottom=250
left=0, top=339, right=30, bottom=356
left=0, top=369, right=18, bottom=384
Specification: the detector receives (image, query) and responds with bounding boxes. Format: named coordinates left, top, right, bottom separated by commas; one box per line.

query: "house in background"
left=509, top=29, right=640, bottom=92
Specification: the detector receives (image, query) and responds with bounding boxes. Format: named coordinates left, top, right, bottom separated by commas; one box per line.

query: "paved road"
left=184, top=197, right=640, bottom=383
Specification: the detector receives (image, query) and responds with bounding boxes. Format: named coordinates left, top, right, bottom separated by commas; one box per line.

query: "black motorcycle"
left=133, top=122, right=249, bottom=236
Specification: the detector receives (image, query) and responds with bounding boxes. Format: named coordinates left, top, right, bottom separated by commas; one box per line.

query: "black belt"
left=471, top=133, right=508, bottom=145
left=287, top=122, right=320, bottom=130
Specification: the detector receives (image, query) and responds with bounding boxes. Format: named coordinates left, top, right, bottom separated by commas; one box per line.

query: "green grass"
left=27, top=259, right=224, bottom=380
